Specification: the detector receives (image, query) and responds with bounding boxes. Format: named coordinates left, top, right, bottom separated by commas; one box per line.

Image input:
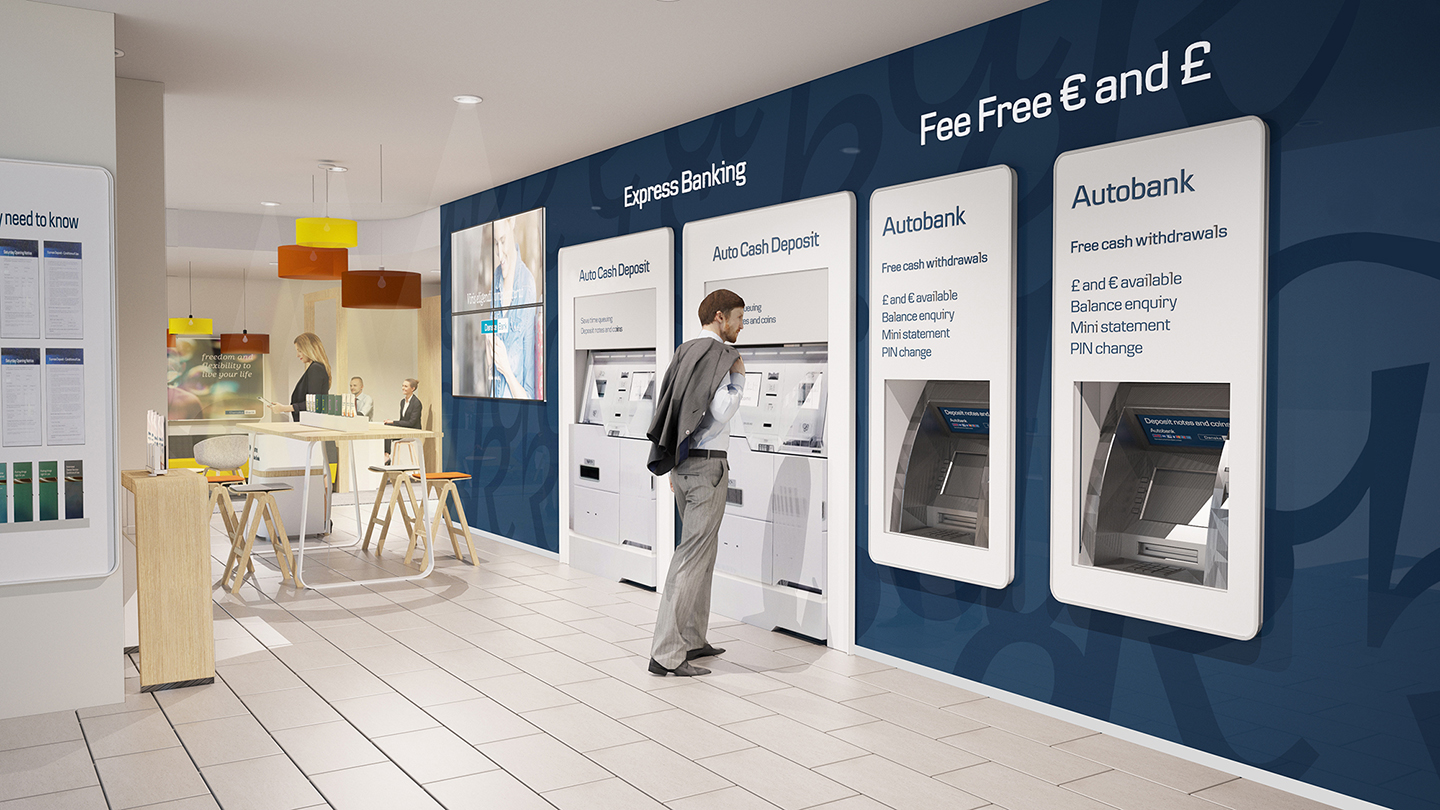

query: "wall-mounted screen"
left=166, top=337, right=264, bottom=421
left=451, top=208, right=545, bottom=400
left=938, top=406, right=989, bottom=434
left=1136, top=414, right=1229, bottom=448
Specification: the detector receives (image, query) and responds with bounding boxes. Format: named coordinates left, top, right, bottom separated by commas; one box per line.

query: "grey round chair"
left=194, top=435, right=249, bottom=476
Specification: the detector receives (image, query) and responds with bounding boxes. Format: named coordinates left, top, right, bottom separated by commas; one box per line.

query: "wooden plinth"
left=121, top=470, right=215, bottom=691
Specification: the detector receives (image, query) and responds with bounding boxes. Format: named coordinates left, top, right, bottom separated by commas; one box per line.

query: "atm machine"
left=569, top=350, right=659, bottom=584
left=890, top=380, right=990, bottom=548
left=716, top=345, right=828, bottom=637
left=1078, top=382, right=1230, bottom=589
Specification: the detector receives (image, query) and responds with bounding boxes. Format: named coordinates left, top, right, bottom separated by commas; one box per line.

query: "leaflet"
left=0, top=239, right=40, bottom=339
left=1, top=347, right=42, bottom=446
left=44, top=348, right=84, bottom=445
left=37, top=461, right=57, bottom=521
left=64, top=460, right=83, bottom=520
left=43, top=241, right=83, bottom=339
left=12, top=462, right=32, bottom=523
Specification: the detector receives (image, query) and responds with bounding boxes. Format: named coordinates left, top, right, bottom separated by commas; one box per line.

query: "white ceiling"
left=71, top=0, right=1043, bottom=275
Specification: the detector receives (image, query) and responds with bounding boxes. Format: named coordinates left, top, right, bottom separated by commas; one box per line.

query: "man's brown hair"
left=698, top=289, right=745, bottom=326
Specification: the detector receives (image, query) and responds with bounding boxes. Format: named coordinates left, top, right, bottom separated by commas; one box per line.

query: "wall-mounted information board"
left=0, top=158, right=117, bottom=585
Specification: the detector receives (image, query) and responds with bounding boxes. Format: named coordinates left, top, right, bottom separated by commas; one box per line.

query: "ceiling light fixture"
left=453, top=94, right=483, bottom=105
left=114, top=49, right=124, bottom=58
left=168, top=262, right=214, bottom=334
left=296, top=164, right=357, bottom=248
left=219, top=266, right=271, bottom=354
left=260, top=201, right=280, bottom=207
left=342, top=144, right=422, bottom=310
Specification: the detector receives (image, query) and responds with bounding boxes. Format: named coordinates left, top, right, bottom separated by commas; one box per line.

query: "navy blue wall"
left=441, top=1, right=1440, bottom=806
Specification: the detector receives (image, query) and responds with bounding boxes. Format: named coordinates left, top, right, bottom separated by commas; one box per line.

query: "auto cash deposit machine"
left=559, top=228, right=673, bottom=588
left=683, top=192, right=855, bottom=644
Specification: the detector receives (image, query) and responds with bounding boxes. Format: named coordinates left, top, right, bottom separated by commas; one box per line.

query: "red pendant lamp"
left=219, top=266, right=271, bottom=353
left=341, top=145, right=421, bottom=310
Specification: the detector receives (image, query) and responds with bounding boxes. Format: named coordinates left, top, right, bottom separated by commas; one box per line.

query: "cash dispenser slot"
left=1078, top=381, right=1230, bottom=589
left=890, top=380, right=991, bottom=548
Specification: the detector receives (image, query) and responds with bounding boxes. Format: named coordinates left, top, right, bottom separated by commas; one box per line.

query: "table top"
left=247, top=421, right=440, bottom=442
left=120, top=468, right=208, bottom=493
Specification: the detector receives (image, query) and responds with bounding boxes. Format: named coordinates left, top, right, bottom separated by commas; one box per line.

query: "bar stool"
left=362, top=463, right=423, bottom=559
left=221, top=481, right=296, bottom=592
left=406, top=471, right=479, bottom=566
left=195, top=435, right=248, bottom=539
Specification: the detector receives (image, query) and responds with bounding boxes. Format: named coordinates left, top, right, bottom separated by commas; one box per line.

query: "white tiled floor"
left=0, top=501, right=1345, bottom=810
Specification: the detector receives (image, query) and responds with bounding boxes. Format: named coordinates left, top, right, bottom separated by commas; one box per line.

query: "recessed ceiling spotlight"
left=840, top=147, right=861, bottom=155
left=260, top=201, right=280, bottom=207
left=453, top=95, right=483, bottom=105
left=114, top=48, right=125, bottom=58
left=319, top=163, right=347, bottom=172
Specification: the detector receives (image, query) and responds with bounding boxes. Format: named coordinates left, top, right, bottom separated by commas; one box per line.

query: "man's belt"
left=687, top=449, right=727, bottom=460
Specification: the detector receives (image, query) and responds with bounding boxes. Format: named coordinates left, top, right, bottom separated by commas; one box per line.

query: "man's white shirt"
left=689, top=329, right=744, bottom=454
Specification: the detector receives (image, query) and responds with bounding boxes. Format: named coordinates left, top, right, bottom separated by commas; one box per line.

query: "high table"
left=246, top=421, right=440, bottom=589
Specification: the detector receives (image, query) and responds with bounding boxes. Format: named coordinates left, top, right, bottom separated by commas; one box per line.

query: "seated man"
left=350, top=376, right=374, bottom=420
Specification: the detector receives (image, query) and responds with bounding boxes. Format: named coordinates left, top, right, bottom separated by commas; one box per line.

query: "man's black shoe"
left=649, top=658, right=710, bottom=677
left=686, top=645, right=726, bottom=661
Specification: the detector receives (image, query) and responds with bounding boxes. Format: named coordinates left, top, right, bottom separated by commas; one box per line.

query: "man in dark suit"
left=384, top=378, right=422, bottom=463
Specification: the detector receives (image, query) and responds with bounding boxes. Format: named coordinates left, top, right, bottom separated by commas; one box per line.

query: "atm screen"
left=937, top=407, right=989, bottom=434
left=1136, top=414, right=1228, bottom=448
left=741, top=372, right=762, bottom=407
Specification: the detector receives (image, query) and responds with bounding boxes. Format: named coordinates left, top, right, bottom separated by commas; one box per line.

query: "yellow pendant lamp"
left=168, top=262, right=214, bottom=334
left=296, top=164, right=358, bottom=248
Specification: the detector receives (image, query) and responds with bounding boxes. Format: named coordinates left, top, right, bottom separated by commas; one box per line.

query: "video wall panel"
left=451, top=208, right=545, bottom=401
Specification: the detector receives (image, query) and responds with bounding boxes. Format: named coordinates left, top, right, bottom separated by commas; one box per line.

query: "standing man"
left=349, top=376, right=374, bottom=420
left=384, top=378, right=422, bottom=464
left=645, top=290, right=746, bottom=677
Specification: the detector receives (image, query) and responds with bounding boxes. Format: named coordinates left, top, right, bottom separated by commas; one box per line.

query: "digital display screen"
left=1137, top=414, right=1229, bottom=448
left=450, top=208, right=546, bottom=400
left=938, top=406, right=988, bottom=434
left=166, top=338, right=265, bottom=421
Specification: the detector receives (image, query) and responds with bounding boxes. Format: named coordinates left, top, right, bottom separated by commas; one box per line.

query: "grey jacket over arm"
left=646, top=337, right=740, bottom=476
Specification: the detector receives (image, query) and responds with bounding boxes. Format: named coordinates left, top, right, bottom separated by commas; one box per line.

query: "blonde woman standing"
left=268, top=332, right=332, bottom=422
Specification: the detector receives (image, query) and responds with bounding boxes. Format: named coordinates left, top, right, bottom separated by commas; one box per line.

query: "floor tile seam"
left=1049, top=739, right=1245, bottom=795
left=70, top=710, right=112, bottom=810
left=143, top=688, right=235, bottom=809
left=574, top=734, right=750, bottom=805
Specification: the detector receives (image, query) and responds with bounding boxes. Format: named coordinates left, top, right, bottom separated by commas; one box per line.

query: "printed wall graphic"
left=1051, top=117, right=1267, bottom=640
left=868, top=165, right=1016, bottom=589
left=166, top=338, right=264, bottom=421
left=440, top=3, right=1440, bottom=807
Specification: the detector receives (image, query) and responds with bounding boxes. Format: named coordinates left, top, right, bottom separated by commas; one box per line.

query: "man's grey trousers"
left=650, top=456, right=728, bottom=669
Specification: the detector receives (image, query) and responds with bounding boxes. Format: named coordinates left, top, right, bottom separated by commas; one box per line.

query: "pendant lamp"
left=277, top=244, right=347, bottom=279
left=296, top=164, right=358, bottom=248
left=168, top=262, right=214, bottom=334
left=341, top=145, right=422, bottom=310
left=166, top=329, right=176, bottom=350
left=219, top=266, right=271, bottom=353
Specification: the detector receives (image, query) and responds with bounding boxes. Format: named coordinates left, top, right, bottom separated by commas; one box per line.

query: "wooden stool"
left=406, top=472, right=479, bottom=566
left=362, top=464, right=423, bottom=559
left=205, top=473, right=245, bottom=540
left=220, top=482, right=296, bottom=592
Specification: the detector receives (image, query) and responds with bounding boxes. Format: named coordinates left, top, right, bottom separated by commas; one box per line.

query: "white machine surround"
left=682, top=192, right=855, bottom=650
left=868, top=165, right=1017, bottom=589
left=1050, top=117, right=1268, bottom=639
left=558, top=228, right=674, bottom=589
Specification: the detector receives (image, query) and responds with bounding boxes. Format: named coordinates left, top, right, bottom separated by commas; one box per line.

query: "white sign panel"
left=0, top=158, right=117, bottom=584
left=574, top=288, right=656, bottom=352
left=868, top=165, right=1016, bottom=588
left=1050, top=117, right=1267, bottom=639
left=704, top=267, right=828, bottom=346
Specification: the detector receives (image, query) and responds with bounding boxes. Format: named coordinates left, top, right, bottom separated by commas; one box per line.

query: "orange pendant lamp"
left=278, top=244, right=347, bottom=279
left=219, top=266, right=271, bottom=353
